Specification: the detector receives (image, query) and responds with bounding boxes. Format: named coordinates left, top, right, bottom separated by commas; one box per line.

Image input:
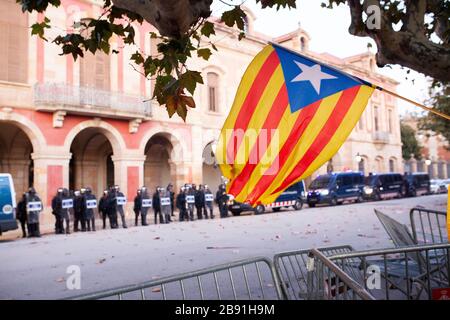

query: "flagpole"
left=375, top=86, right=450, bottom=121
left=269, top=42, right=450, bottom=121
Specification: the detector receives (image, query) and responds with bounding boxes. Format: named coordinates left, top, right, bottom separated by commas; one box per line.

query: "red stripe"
left=271, top=86, right=361, bottom=195
left=244, top=100, right=322, bottom=204
left=228, top=85, right=289, bottom=195
left=226, top=50, right=280, bottom=164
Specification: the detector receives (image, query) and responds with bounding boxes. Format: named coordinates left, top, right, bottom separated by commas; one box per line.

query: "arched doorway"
left=144, top=134, right=174, bottom=191
left=69, top=128, right=115, bottom=196
left=202, top=141, right=222, bottom=193
left=0, top=123, right=33, bottom=200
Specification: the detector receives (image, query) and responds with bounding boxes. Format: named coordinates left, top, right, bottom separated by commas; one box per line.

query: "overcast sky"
left=211, top=1, right=431, bottom=115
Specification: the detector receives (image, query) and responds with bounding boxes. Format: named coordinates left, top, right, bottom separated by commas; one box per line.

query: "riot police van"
left=404, top=172, right=431, bottom=197
left=307, top=171, right=364, bottom=207
left=363, top=173, right=404, bottom=200
left=0, top=173, right=18, bottom=235
left=227, top=180, right=306, bottom=216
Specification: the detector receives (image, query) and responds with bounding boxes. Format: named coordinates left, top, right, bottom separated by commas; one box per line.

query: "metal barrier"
left=328, top=243, right=450, bottom=300
left=410, top=207, right=448, bottom=245
left=273, top=245, right=355, bottom=300
left=306, top=249, right=376, bottom=300
left=69, top=257, right=283, bottom=300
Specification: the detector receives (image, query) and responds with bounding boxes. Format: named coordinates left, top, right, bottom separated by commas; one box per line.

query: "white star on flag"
left=291, top=61, right=337, bottom=94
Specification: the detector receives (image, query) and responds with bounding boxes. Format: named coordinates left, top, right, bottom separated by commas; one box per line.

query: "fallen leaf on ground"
left=152, top=287, right=161, bottom=293
left=97, top=258, right=106, bottom=264
left=56, top=277, right=65, bottom=283
left=154, top=237, right=160, bottom=240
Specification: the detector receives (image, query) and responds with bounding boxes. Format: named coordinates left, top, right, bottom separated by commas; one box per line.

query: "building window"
left=300, top=37, right=306, bottom=51
left=358, top=112, right=365, bottom=130
left=389, top=158, right=395, bottom=172
left=374, top=106, right=379, bottom=131
left=358, top=158, right=365, bottom=174
left=207, top=72, right=219, bottom=112
left=80, top=52, right=111, bottom=90
left=0, top=0, right=28, bottom=83
left=388, top=109, right=393, bottom=133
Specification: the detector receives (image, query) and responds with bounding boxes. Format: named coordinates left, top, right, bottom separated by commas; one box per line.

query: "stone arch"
left=63, top=119, right=126, bottom=156
left=389, top=156, right=398, bottom=173
left=202, top=140, right=222, bottom=193
left=138, top=127, right=186, bottom=163
left=0, top=111, right=46, bottom=153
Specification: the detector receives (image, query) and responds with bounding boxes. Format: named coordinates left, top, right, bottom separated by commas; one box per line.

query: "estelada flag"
left=216, top=43, right=375, bottom=206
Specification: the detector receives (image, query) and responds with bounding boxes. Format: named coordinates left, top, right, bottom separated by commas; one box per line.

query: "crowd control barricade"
left=69, top=257, right=283, bottom=300
left=409, top=207, right=448, bottom=245
left=273, top=245, right=355, bottom=300
left=327, top=243, right=450, bottom=300
left=305, top=248, right=375, bottom=300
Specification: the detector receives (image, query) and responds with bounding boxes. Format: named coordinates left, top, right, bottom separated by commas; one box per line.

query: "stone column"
left=431, top=157, right=438, bottom=179
left=31, top=151, right=71, bottom=206
left=111, top=154, right=146, bottom=200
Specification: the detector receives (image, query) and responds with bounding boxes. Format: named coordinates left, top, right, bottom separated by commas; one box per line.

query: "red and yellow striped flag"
left=216, top=44, right=374, bottom=206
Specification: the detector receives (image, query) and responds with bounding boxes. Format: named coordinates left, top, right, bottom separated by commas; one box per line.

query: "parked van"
left=404, top=173, right=431, bottom=197
left=228, top=180, right=306, bottom=216
left=0, top=174, right=18, bottom=235
left=307, top=172, right=364, bottom=207
left=363, top=173, right=404, bottom=200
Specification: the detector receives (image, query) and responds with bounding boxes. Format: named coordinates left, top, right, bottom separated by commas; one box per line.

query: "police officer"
left=167, top=183, right=175, bottom=221
left=186, top=184, right=195, bottom=221
left=195, top=184, right=205, bottom=220
left=26, top=187, right=42, bottom=237
left=140, top=186, right=150, bottom=226
left=73, top=189, right=85, bottom=232
left=16, top=193, right=27, bottom=238
left=204, top=185, right=214, bottom=219
left=152, top=187, right=163, bottom=224
left=106, top=187, right=118, bottom=228
left=99, top=190, right=109, bottom=229
left=133, top=188, right=142, bottom=226
left=176, top=187, right=188, bottom=222
left=60, top=188, right=71, bottom=234
left=83, top=187, right=96, bottom=231
left=113, top=185, right=128, bottom=228
left=160, top=187, right=172, bottom=224
left=216, top=184, right=228, bottom=218
left=51, top=188, right=64, bottom=234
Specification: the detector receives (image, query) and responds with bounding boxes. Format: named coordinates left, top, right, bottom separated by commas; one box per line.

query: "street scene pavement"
left=0, top=194, right=447, bottom=300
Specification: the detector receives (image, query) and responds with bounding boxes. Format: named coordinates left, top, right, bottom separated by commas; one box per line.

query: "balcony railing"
left=372, top=131, right=389, bottom=143
left=33, top=83, right=152, bottom=118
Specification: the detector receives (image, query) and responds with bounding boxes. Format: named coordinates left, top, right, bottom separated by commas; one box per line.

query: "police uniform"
left=99, top=191, right=110, bottom=229
left=26, top=188, right=42, bottom=237
left=152, top=188, right=163, bottom=224
left=73, top=190, right=85, bottom=232
left=140, top=187, right=150, bottom=226
left=216, top=184, right=228, bottom=218
left=160, top=189, right=171, bottom=224
left=83, top=188, right=97, bottom=231
left=176, top=188, right=188, bottom=222
left=204, top=186, right=214, bottom=219
left=195, top=185, right=205, bottom=220
left=16, top=193, right=27, bottom=238
left=51, top=189, right=64, bottom=234
left=113, top=186, right=128, bottom=228
left=186, top=185, right=196, bottom=221
left=133, top=189, right=142, bottom=226
left=60, top=188, right=71, bottom=234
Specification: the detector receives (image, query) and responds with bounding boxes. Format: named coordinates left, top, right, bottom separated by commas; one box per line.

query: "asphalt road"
left=0, top=194, right=447, bottom=299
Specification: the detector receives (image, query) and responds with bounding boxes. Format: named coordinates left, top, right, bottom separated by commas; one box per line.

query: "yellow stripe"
left=216, top=45, right=274, bottom=178
left=232, top=65, right=285, bottom=174
left=259, top=86, right=374, bottom=204
left=250, top=92, right=343, bottom=204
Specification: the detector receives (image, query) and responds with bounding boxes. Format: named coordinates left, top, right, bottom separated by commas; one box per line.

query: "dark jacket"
left=152, top=192, right=161, bottom=210
left=99, top=195, right=109, bottom=214
left=195, top=190, right=205, bottom=207
left=176, top=193, right=186, bottom=210
left=16, top=198, right=27, bottom=222
left=133, top=194, right=142, bottom=212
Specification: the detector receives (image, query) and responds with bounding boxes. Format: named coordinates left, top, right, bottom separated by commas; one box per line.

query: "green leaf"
left=221, top=6, right=246, bottom=30
left=180, top=70, right=203, bottom=95
left=131, top=51, right=144, bottom=65
left=200, top=21, right=215, bottom=37
left=197, top=48, right=212, bottom=60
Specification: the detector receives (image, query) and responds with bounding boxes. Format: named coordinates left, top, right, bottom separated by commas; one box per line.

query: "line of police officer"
left=15, top=182, right=230, bottom=238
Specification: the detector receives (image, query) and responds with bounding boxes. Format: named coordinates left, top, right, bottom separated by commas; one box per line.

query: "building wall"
left=0, top=0, right=403, bottom=223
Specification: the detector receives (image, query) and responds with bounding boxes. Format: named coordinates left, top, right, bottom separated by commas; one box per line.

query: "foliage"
left=400, top=123, right=422, bottom=160
left=419, top=81, right=450, bottom=149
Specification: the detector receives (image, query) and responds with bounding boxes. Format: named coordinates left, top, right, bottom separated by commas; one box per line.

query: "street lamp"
left=425, top=159, right=431, bottom=166
left=355, top=153, right=362, bottom=163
